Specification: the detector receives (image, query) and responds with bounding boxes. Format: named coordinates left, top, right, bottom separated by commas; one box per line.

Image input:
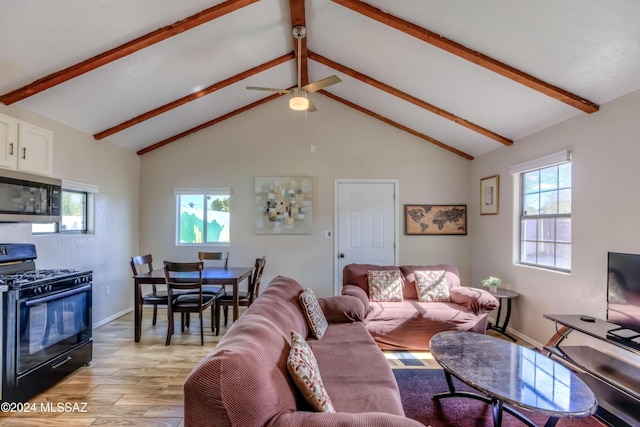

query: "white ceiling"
left=1, top=0, right=639, bottom=159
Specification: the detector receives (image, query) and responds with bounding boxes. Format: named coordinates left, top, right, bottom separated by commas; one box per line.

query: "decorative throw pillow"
left=367, top=270, right=404, bottom=302
left=287, top=331, right=335, bottom=413
left=300, top=287, right=329, bottom=339
left=414, top=270, right=451, bottom=302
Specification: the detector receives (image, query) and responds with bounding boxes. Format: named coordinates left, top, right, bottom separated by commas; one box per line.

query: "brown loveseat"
left=342, top=263, right=499, bottom=351
left=183, top=275, right=426, bottom=427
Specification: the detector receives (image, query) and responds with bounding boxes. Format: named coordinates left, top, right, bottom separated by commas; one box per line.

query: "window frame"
left=32, top=180, right=97, bottom=235
left=32, top=188, right=92, bottom=235
left=511, top=151, right=572, bottom=273
left=174, top=187, right=231, bottom=246
left=60, top=189, right=88, bottom=233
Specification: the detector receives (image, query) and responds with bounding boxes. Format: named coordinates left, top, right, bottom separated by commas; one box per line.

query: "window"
left=512, top=152, right=571, bottom=272
left=32, top=180, right=97, bottom=235
left=175, top=188, right=230, bottom=245
left=32, top=190, right=90, bottom=234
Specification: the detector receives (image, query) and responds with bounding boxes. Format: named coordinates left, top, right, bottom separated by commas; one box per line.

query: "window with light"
left=513, top=152, right=571, bottom=272
left=175, top=188, right=230, bottom=245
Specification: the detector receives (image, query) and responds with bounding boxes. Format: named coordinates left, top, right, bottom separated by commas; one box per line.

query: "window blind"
left=509, top=150, right=571, bottom=175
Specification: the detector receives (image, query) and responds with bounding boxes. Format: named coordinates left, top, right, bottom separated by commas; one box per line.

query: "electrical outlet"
left=105, top=286, right=111, bottom=295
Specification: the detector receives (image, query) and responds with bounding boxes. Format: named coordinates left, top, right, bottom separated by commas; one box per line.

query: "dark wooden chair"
left=214, top=256, right=266, bottom=335
left=191, top=251, right=229, bottom=327
left=197, top=251, right=229, bottom=268
left=130, top=254, right=167, bottom=326
left=163, top=261, right=221, bottom=345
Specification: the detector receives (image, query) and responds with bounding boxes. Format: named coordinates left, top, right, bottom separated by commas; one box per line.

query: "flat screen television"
left=607, top=252, right=640, bottom=334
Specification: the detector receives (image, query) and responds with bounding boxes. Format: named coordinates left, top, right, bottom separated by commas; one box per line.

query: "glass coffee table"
left=429, top=331, right=597, bottom=427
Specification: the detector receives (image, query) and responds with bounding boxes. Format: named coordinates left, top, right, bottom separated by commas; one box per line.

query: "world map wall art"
left=405, top=204, right=467, bottom=235
left=254, top=177, right=313, bottom=234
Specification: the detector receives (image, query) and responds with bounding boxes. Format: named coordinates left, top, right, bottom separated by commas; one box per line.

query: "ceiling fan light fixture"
left=289, top=89, right=309, bottom=111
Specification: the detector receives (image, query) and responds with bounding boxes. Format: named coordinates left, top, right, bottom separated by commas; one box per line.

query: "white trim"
left=93, top=307, right=131, bottom=328
left=62, top=179, right=99, bottom=193
left=174, top=187, right=230, bottom=195
left=509, top=150, right=571, bottom=175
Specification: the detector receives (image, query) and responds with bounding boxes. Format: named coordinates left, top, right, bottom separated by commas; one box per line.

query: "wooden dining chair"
left=163, top=261, right=220, bottom=345
left=191, top=251, right=229, bottom=327
left=214, top=256, right=266, bottom=335
left=130, top=254, right=168, bottom=326
left=197, top=251, right=229, bottom=268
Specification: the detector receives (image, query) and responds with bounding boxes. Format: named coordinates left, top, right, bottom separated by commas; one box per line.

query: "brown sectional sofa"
left=183, top=275, right=426, bottom=427
left=342, top=263, right=499, bottom=351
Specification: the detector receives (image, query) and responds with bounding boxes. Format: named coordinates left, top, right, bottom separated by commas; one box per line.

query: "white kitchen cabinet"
left=0, top=113, right=18, bottom=170
left=0, top=113, right=53, bottom=176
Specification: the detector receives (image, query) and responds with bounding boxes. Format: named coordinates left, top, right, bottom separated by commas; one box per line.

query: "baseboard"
left=502, top=327, right=544, bottom=350
left=93, top=307, right=133, bottom=329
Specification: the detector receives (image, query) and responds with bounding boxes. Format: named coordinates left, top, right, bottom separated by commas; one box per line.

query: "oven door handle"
left=23, top=283, right=92, bottom=306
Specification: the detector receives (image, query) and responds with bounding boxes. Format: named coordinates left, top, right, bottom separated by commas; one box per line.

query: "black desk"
left=543, top=314, right=640, bottom=426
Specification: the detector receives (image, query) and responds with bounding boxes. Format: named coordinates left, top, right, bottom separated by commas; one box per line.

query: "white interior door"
left=334, top=180, right=398, bottom=294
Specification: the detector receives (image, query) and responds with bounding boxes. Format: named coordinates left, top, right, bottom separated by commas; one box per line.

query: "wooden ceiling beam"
left=0, top=0, right=258, bottom=105
left=319, top=89, right=474, bottom=160
left=137, top=93, right=282, bottom=155
left=94, top=52, right=294, bottom=140
left=332, top=0, right=599, bottom=114
left=309, top=52, right=512, bottom=146
left=289, top=0, right=308, bottom=86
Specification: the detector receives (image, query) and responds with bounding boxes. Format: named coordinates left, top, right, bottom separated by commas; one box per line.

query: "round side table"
left=487, top=287, right=519, bottom=341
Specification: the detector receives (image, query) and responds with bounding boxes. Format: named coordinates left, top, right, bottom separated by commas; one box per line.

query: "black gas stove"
left=0, top=269, right=78, bottom=286
left=0, top=243, right=93, bottom=403
left=0, top=267, right=92, bottom=298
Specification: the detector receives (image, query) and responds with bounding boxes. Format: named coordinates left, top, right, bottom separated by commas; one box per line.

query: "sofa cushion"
left=366, top=300, right=489, bottom=350
left=318, top=295, right=365, bottom=323
left=414, top=270, right=451, bottom=302
left=341, top=285, right=371, bottom=315
left=367, top=270, right=404, bottom=301
left=300, top=288, right=328, bottom=339
left=344, top=264, right=415, bottom=300
left=308, top=322, right=406, bottom=415
left=400, top=264, right=462, bottom=300
left=287, top=331, right=335, bottom=413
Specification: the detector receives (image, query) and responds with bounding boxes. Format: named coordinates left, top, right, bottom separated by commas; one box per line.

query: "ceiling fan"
left=246, top=26, right=341, bottom=112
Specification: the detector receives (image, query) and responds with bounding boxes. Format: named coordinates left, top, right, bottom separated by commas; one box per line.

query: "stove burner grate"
left=0, top=269, right=80, bottom=288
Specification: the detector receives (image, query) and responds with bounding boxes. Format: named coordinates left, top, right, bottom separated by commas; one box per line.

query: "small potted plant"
left=481, top=276, right=502, bottom=293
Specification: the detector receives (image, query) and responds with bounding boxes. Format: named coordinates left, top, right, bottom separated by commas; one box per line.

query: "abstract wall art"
left=254, top=176, right=313, bottom=234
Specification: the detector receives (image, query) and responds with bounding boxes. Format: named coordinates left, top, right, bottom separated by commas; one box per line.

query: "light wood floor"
left=0, top=308, right=234, bottom=427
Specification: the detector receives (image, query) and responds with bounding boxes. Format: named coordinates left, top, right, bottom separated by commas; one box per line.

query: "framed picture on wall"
left=405, top=204, right=467, bottom=235
left=480, top=175, right=499, bottom=215
left=254, top=176, right=313, bottom=234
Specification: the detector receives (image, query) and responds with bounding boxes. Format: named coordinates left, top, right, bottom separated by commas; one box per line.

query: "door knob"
left=338, top=253, right=345, bottom=258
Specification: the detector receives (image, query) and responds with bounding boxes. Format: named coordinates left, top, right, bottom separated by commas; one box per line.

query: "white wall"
left=470, top=89, right=640, bottom=362
left=3, top=84, right=639, bottom=358
left=0, top=105, right=140, bottom=326
left=139, top=95, right=472, bottom=297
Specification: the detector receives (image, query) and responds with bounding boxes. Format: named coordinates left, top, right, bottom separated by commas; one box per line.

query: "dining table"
left=132, top=266, right=253, bottom=342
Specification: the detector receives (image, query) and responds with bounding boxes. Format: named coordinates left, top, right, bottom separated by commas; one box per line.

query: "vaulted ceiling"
left=2, top=0, right=639, bottom=160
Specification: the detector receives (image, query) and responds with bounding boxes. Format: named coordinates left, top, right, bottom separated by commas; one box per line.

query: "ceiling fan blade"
left=246, top=86, right=291, bottom=94
left=307, top=99, right=317, bottom=112
left=302, top=75, right=342, bottom=93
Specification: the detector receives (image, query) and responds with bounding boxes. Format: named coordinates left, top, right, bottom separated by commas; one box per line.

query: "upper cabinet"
left=0, top=113, right=53, bottom=177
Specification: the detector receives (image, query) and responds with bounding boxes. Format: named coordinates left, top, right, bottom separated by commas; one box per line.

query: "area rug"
left=384, top=350, right=440, bottom=369
left=393, top=369, right=604, bottom=427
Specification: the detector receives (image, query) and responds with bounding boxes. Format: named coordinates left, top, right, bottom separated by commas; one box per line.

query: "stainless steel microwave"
left=0, top=170, right=62, bottom=223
